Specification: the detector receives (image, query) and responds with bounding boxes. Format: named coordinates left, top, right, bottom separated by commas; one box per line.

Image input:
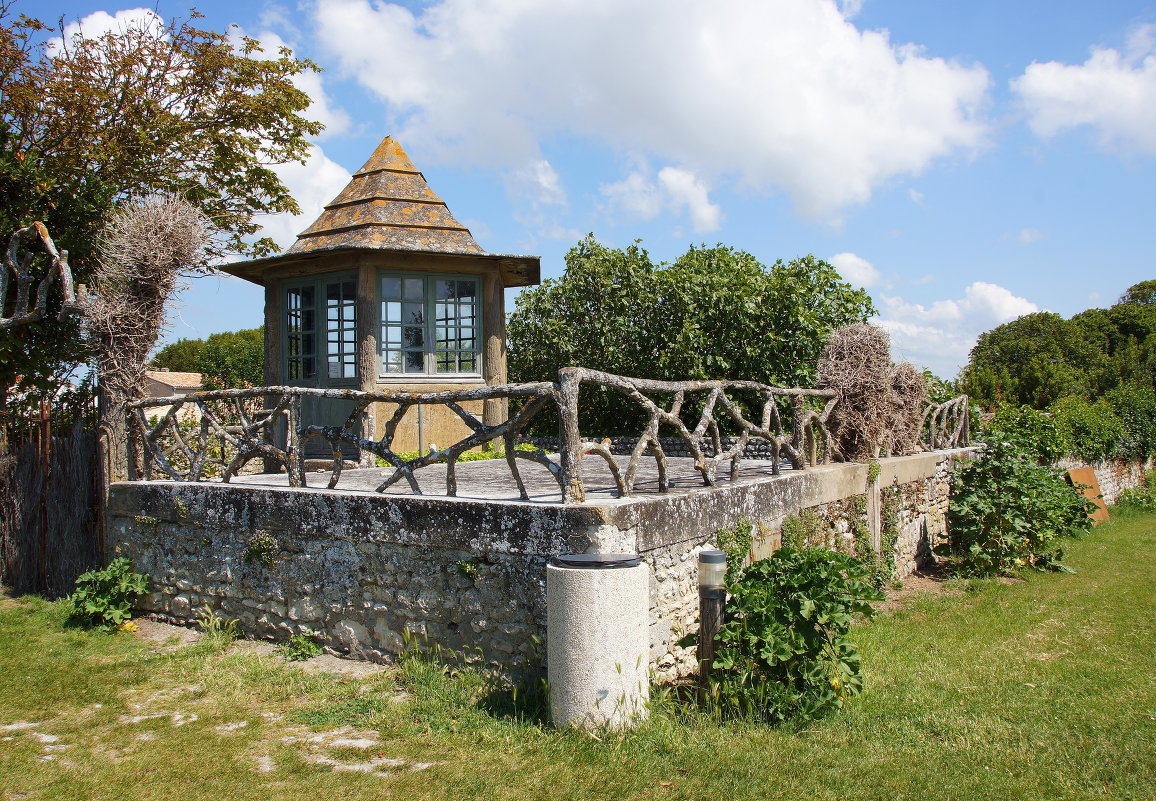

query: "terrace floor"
left=227, top=454, right=804, bottom=505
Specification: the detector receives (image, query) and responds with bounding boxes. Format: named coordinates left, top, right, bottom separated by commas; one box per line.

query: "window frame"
left=281, top=271, right=360, bottom=387
left=377, top=271, right=484, bottom=379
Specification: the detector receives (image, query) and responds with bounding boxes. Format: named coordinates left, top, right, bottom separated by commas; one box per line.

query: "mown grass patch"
left=1, top=512, right=1153, bottom=800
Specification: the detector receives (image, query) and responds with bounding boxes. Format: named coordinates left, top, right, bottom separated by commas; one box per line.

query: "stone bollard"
left=547, top=553, right=650, bottom=730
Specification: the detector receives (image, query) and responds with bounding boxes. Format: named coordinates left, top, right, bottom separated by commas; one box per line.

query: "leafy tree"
left=1119, top=279, right=1156, bottom=306
left=960, top=312, right=1107, bottom=409
left=0, top=6, right=321, bottom=421
left=150, top=338, right=207, bottom=374
left=507, top=235, right=875, bottom=434
left=196, top=328, right=264, bottom=390
left=1048, top=395, right=1125, bottom=462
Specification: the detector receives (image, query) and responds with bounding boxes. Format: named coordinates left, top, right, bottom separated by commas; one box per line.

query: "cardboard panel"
left=1065, top=467, right=1109, bottom=524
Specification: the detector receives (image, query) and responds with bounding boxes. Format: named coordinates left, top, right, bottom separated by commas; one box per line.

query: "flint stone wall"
left=106, top=449, right=974, bottom=680
left=1057, top=456, right=1154, bottom=506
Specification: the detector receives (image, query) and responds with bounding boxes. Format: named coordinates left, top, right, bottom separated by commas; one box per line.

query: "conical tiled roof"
left=286, top=137, right=485, bottom=255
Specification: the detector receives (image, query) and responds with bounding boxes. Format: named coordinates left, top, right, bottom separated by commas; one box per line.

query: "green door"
left=284, top=275, right=361, bottom=460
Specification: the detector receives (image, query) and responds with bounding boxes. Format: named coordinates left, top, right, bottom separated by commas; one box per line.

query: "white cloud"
left=876, top=281, right=1039, bottom=377
left=313, top=0, right=989, bottom=218
left=1013, top=24, right=1156, bottom=154
left=600, top=165, right=721, bottom=232
left=908, top=188, right=925, bottom=204
left=509, top=159, right=567, bottom=207
left=229, top=29, right=351, bottom=138
left=829, top=252, right=881, bottom=288
left=839, top=0, right=865, bottom=20
left=48, top=8, right=163, bottom=54
left=657, top=167, right=722, bottom=233
left=252, top=145, right=351, bottom=249
left=600, top=171, right=664, bottom=221
left=1017, top=227, right=1047, bottom=244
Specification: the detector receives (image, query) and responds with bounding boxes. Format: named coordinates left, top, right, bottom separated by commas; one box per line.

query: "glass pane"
left=288, top=362, right=300, bottom=379
left=385, top=301, right=401, bottom=323
left=457, top=279, right=476, bottom=299
left=303, top=357, right=316, bottom=378
left=343, top=360, right=356, bottom=378
left=404, top=351, right=424, bottom=372
left=404, top=326, right=424, bottom=348
left=327, top=283, right=340, bottom=301
left=381, top=276, right=401, bottom=299
left=302, top=337, right=314, bottom=355
left=385, top=327, right=401, bottom=345
left=384, top=351, right=401, bottom=372
left=403, top=303, right=423, bottom=325
left=459, top=355, right=475, bottom=372
left=327, top=358, right=340, bottom=379
left=301, top=286, right=314, bottom=308
left=436, top=354, right=453, bottom=373
left=302, top=310, right=315, bottom=332
left=403, top=277, right=424, bottom=301
left=341, top=280, right=355, bottom=298
left=435, top=279, right=453, bottom=300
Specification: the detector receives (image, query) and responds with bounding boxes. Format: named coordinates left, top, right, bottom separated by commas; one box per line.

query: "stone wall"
left=106, top=449, right=973, bottom=680
left=1058, top=456, right=1153, bottom=506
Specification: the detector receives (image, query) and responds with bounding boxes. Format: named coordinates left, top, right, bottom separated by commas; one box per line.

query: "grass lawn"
left=1, top=511, right=1154, bottom=801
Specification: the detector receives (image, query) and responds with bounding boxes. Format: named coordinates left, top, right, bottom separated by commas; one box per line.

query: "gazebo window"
left=380, top=274, right=480, bottom=375
left=284, top=275, right=357, bottom=383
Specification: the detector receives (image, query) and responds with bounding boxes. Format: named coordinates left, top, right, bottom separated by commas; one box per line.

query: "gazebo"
left=221, top=136, right=541, bottom=455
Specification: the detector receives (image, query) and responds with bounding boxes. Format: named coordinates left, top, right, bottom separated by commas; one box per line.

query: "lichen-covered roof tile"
left=286, top=136, right=485, bottom=255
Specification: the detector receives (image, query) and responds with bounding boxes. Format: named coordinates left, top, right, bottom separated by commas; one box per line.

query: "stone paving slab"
left=228, top=454, right=799, bottom=505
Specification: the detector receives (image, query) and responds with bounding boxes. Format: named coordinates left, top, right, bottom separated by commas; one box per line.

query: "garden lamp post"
left=697, top=549, right=727, bottom=699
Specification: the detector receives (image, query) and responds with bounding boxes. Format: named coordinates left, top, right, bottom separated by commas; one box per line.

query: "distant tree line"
left=960, top=279, right=1156, bottom=461
left=151, top=327, right=264, bottom=390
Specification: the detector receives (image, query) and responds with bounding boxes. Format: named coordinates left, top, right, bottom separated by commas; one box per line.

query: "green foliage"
left=244, top=530, right=278, bottom=568
left=507, top=236, right=875, bottom=434
left=1113, top=471, right=1156, bottom=512
left=196, top=605, right=239, bottom=645
left=1105, top=383, right=1156, bottom=460
left=780, top=510, right=824, bottom=551
left=0, top=7, right=320, bottom=417
left=715, top=519, right=755, bottom=574
left=961, top=312, right=1105, bottom=409
left=942, top=441, right=1095, bottom=576
left=1048, top=395, right=1125, bottom=461
left=196, top=328, right=264, bottom=389
left=962, top=286, right=1156, bottom=416
left=707, top=548, right=883, bottom=722
left=66, top=558, right=150, bottom=631
left=985, top=405, right=1069, bottom=463
left=866, top=460, right=881, bottom=485
left=277, top=630, right=324, bottom=662
left=455, top=559, right=482, bottom=580
left=151, top=338, right=207, bottom=374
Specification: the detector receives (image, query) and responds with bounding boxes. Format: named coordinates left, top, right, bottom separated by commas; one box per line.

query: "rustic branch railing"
left=921, top=395, right=970, bottom=451
left=127, top=369, right=842, bottom=503
left=555, top=367, right=839, bottom=502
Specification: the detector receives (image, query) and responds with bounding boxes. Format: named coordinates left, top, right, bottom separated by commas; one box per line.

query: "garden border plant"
left=66, top=557, right=150, bottom=631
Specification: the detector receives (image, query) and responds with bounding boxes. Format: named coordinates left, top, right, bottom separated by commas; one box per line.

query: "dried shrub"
left=888, top=362, right=929, bottom=456
left=818, top=324, right=894, bottom=460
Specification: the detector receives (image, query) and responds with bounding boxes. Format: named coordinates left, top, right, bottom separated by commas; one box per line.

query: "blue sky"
left=36, top=0, right=1156, bottom=378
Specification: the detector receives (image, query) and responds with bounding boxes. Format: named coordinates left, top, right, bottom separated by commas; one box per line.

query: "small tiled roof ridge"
left=287, top=136, right=484, bottom=256
left=145, top=370, right=203, bottom=388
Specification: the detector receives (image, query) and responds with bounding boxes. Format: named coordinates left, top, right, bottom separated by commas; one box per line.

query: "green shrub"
left=706, top=548, right=883, bottom=723
left=941, top=441, right=1095, bottom=576
left=67, top=557, right=150, bottom=631
left=715, top=518, right=755, bottom=574
left=985, top=405, right=1069, bottom=464
left=1115, top=471, right=1156, bottom=511
left=1105, top=383, right=1156, bottom=460
left=1048, top=396, right=1125, bottom=461
left=277, top=630, right=324, bottom=661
